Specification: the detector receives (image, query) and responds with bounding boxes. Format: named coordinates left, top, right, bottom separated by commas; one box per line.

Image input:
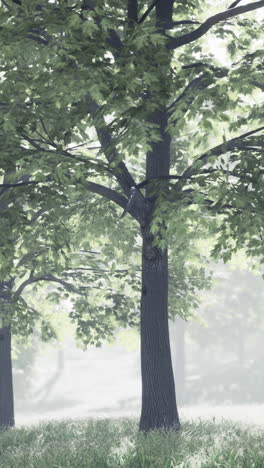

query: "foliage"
left=1, top=417, right=264, bottom=467
left=0, top=0, right=263, bottom=346
left=0, top=193, right=142, bottom=345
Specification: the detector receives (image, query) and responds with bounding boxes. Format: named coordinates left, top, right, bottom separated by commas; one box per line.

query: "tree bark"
left=0, top=324, right=15, bottom=429
left=139, top=105, right=180, bottom=432
left=139, top=227, right=180, bottom=431
left=0, top=174, right=15, bottom=429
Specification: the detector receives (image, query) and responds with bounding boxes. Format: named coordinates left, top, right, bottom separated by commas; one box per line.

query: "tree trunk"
left=138, top=85, right=180, bottom=430
left=0, top=324, right=15, bottom=429
left=139, top=226, right=180, bottom=432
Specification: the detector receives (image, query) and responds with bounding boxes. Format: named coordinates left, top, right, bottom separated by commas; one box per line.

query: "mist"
left=13, top=260, right=264, bottom=428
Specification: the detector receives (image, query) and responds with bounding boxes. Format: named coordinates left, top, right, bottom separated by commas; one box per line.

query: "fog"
left=13, top=261, right=264, bottom=428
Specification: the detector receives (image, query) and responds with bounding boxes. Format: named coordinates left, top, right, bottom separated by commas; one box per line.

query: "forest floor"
left=1, top=417, right=264, bottom=467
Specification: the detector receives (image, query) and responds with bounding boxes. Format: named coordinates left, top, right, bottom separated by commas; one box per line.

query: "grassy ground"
left=0, top=417, right=264, bottom=467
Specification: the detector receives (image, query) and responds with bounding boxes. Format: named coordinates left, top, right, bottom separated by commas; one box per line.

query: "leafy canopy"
left=0, top=0, right=264, bottom=343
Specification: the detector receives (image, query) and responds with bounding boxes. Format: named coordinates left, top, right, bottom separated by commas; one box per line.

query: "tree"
left=0, top=167, right=210, bottom=429
left=0, top=0, right=264, bottom=432
left=0, top=174, right=142, bottom=428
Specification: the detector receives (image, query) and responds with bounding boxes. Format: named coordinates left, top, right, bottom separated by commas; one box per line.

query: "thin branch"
left=21, top=133, right=111, bottom=173
left=39, top=117, right=50, bottom=140
left=0, top=181, right=38, bottom=197
left=180, top=125, right=264, bottom=180
left=138, top=0, right=160, bottom=24
left=14, top=274, right=87, bottom=298
left=181, top=62, right=212, bottom=69
left=0, top=181, right=38, bottom=189
left=171, top=20, right=201, bottom=26
left=26, top=34, right=49, bottom=45
left=65, top=266, right=136, bottom=273
left=167, top=67, right=228, bottom=124
left=228, top=0, right=243, bottom=8
left=29, top=208, right=47, bottom=224
left=167, top=75, right=214, bottom=113
left=252, top=81, right=264, bottom=91
left=79, top=249, right=100, bottom=255
left=2, top=0, right=12, bottom=10
left=167, top=1, right=264, bottom=50
left=238, top=145, right=263, bottom=151
left=68, top=144, right=101, bottom=151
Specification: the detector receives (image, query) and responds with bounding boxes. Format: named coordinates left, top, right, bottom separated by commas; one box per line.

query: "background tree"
left=0, top=174, right=143, bottom=428
left=0, top=0, right=264, bottom=431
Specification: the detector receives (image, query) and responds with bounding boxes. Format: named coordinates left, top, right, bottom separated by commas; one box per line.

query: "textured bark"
left=139, top=227, right=180, bottom=431
left=139, top=103, right=180, bottom=432
left=0, top=324, right=15, bottom=429
left=156, top=0, right=174, bottom=30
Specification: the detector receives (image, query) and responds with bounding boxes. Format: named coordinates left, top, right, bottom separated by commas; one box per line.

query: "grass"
left=0, top=417, right=264, bottom=467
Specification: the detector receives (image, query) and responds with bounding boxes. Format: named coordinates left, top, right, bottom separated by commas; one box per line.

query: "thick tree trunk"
left=0, top=324, right=15, bottom=429
left=138, top=0, right=179, bottom=430
left=139, top=226, right=180, bottom=432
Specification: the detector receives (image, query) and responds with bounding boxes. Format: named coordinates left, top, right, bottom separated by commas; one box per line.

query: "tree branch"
left=138, top=0, right=160, bottom=24
left=180, top=125, right=264, bottom=180
left=81, top=180, right=144, bottom=224
left=85, top=96, right=144, bottom=200
left=167, top=74, right=219, bottom=114
left=0, top=181, right=38, bottom=197
left=21, top=133, right=112, bottom=174
left=167, top=68, right=228, bottom=124
left=2, top=0, right=13, bottom=11
left=14, top=273, right=87, bottom=298
left=228, top=0, right=243, bottom=8
left=11, top=2, right=146, bottom=223
left=181, top=62, right=213, bottom=70
left=171, top=20, right=201, bottom=26
left=252, top=81, right=264, bottom=91
left=167, top=1, right=264, bottom=50
left=16, top=9, right=138, bottom=200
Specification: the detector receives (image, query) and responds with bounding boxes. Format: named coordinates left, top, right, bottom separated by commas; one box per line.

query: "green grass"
left=0, top=417, right=264, bottom=467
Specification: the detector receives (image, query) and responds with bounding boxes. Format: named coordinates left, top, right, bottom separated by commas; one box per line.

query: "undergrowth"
left=0, top=417, right=264, bottom=467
